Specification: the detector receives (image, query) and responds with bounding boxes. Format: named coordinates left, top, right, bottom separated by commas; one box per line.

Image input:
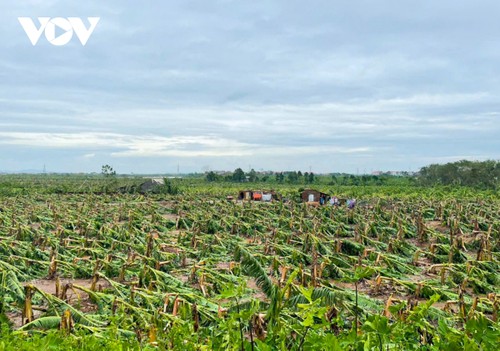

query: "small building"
left=253, top=191, right=263, bottom=201
left=140, top=178, right=165, bottom=193
left=301, top=189, right=329, bottom=205
left=238, top=190, right=280, bottom=202
left=238, top=190, right=254, bottom=201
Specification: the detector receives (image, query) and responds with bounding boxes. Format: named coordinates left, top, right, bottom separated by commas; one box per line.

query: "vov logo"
left=18, top=17, right=100, bottom=46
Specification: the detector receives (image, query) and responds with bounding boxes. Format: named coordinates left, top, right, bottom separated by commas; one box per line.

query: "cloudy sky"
left=0, top=1, right=499, bottom=174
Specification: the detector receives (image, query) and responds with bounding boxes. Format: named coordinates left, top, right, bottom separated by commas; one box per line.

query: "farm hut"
left=301, top=189, right=329, bottom=205
left=253, top=191, right=263, bottom=200
left=238, top=190, right=280, bottom=202
left=238, top=190, right=253, bottom=200
left=262, top=192, right=273, bottom=202
left=140, top=178, right=165, bottom=193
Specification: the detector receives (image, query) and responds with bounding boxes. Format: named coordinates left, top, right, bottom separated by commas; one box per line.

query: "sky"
left=0, top=1, right=499, bottom=174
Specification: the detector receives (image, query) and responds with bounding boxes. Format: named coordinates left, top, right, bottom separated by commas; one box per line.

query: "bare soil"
left=7, top=278, right=111, bottom=329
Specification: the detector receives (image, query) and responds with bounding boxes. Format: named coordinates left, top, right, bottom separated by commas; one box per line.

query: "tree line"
left=205, top=160, right=500, bottom=189
left=205, top=168, right=409, bottom=186
left=205, top=168, right=317, bottom=184
left=418, top=160, right=500, bottom=189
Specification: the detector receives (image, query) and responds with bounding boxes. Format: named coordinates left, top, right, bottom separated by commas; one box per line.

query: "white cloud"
left=0, top=131, right=375, bottom=158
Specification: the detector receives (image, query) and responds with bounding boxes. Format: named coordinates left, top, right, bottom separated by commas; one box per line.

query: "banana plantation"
left=0, top=178, right=499, bottom=350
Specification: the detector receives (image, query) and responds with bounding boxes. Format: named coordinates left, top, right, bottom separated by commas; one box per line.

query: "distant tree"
left=205, top=171, right=220, bottom=182
left=361, top=175, right=369, bottom=185
left=275, top=172, right=284, bottom=183
left=349, top=175, right=359, bottom=185
left=248, top=169, right=258, bottom=182
left=101, top=165, right=116, bottom=177
left=287, top=171, right=299, bottom=183
left=308, top=172, right=315, bottom=184
left=232, top=168, right=246, bottom=182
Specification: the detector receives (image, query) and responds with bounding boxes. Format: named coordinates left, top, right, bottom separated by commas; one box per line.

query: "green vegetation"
left=419, top=160, right=500, bottom=189
left=0, top=173, right=499, bottom=350
left=204, top=160, right=500, bottom=190
left=204, top=169, right=412, bottom=187
left=101, top=165, right=117, bottom=177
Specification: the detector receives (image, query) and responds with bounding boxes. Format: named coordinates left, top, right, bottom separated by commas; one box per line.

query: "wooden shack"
left=140, top=178, right=165, bottom=193
left=238, top=190, right=253, bottom=200
left=301, top=189, right=329, bottom=204
left=238, top=190, right=280, bottom=202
